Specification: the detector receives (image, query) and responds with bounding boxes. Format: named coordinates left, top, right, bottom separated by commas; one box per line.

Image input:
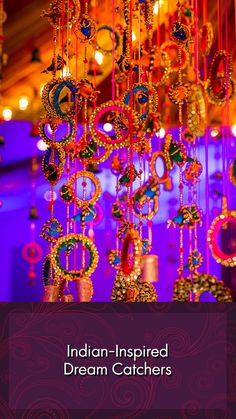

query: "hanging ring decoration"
left=51, top=234, right=99, bottom=281
left=60, top=170, right=101, bottom=207
left=120, top=228, right=142, bottom=276
left=52, top=78, right=79, bottom=118
left=199, top=22, right=213, bottom=57
left=74, top=14, right=97, bottom=43
left=151, top=151, right=169, bottom=183
left=96, top=25, right=120, bottom=55
left=90, top=100, right=139, bottom=150
left=160, top=41, right=188, bottom=72
left=122, top=83, right=158, bottom=122
left=39, top=116, right=76, bottom=147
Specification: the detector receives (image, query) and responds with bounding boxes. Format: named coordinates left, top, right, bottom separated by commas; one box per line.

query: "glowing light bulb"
left=37, top=139, right=48, bottom=151
left=19, top=96, right=29, bottom=111
left=211, top=127, right=219, bottom=138
left=103, top=122, right=112, bottom=132
left=95, top=50, right=104, bottom=65
left=231, top=124, right=236, bottom=137
left=2, top=108, right=12, bottom=121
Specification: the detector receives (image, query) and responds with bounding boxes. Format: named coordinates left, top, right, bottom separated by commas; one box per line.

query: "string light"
left=36, top=139, right=48, bottom=151
left=2, top=108, right=12, bottom=121
left=231, top=124, right=236, bottom=137
left=210, top=127, right=220, bottom=138
left=103, top=122, right=113, bottom=132
left=19, top=96, right=29, bottom=111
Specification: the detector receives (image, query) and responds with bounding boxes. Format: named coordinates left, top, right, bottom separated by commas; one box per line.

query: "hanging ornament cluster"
left=39, top=0, right=234, bottom=302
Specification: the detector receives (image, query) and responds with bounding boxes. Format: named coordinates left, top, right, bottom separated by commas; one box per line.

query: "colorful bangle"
left=187, top=85, right=206, bottom=137
left=90, top=100, right=139, bottom=150
left=42, top=145, right=65, bottom=185
left=199, top=22, right=213, bottom=57
left=207, top=206, right=236, bottom=267
left=192, top=272, right=233, bottom=302
left=74, top=14, right=97, bottom=43
left=41, top=218, right=63, bottom=243
left=151, top=151, right=169, bottom=183
left=52, top=78, right=78, bottom=119
left=39, top=116, right=76, bottom=147
left=133, top=196, right=159, bottom=220
left=206, top=50, right=234, bottom=106
left=120, top=228, right=142, bottom=276
left=51, top=233, right=99, bottom=281
left=61, top=170, right=101, bottom=208
left=96, top=25, right=120, bottom=55
left=161, top=41, right=188, bottom=72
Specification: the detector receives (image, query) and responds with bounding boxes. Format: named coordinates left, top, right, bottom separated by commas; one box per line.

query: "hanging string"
left=225, top=0, right=230, bottom=206
left=203, top=0, right=210, bottom=273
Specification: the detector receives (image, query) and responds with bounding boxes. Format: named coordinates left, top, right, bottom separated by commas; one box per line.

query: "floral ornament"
left=168, top=82, right=191, bottom=105
left=170, top=21, right=190, bottom=45
left=74, top=14, right=97, bottom=43
left=183, top=160, right=203, bottom=186
left=119, top=164, right=139, bottom=186
left=161, top=41, right=188, bottom=72
left=199, top=22, right=213, bottom=57
left=205, top=50, right=234, bottom=106
left=187, top=85, right=206, bottom=137
left=173, top=277, right=192, bottom=301
left=186, top=249, right=203, bottom=271
left=229, top=157, right=236, bottom=186
left=168, top=204, right=202, bottom=228
left=41, top=218, right=63, bottom=243
left=42, top=145, right=65, bottom=185
left=192, top=273, right=232, bottom=302
left=51, top=233, right=99, bottom=281
left=207, top=197, right=236, bottom=267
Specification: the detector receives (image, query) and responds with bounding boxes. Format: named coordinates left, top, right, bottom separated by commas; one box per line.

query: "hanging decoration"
left=39, top=0, right=235, bottom=303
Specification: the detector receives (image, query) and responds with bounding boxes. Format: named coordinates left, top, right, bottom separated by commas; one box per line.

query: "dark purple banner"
left=1, top=303, right=236, bottom=418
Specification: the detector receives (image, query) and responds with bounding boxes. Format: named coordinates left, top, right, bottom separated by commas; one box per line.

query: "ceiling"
left=1, top=0, right=236, bottom=125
